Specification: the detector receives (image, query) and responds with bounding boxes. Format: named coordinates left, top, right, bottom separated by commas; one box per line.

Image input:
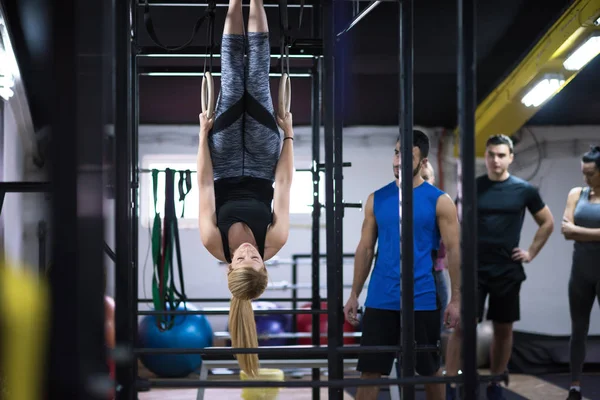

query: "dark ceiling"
left=135, top=0, right=598, bottom=130
left=3, top=0, right=598, bottom=132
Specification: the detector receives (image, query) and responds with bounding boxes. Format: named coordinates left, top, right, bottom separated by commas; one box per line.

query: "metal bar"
left=336, top=1, right=381, bottom=37
left=137, top=1, right=314, bottom=7
left=131, top=0, right=142, bottom=395
left=291, top=256, right=299, bottom=343
left=137, top=69, right=312, bottom=77
left=296, top=162, right=352, bottom=172
left=141, top=373, right=508, bottom=389
left=134, top=344, right=438, bottom=355
left=47, top=0, right=108, bottom=396
left=311, top=57, right=323, bottom=400
left=458, top=0, right=478, bottom=398
left=0, top=182, right=52, bottom=192
left=114, top=0, right=136, bottom=398
left=322, top=1, right=342, bottom=399
left=137, top=297, right=314, bottom=303
left=137, top=308, right=330, bottom=316
left=136, top=47, right=322, bottom=57
left=331, top=0, right=348, bottom=398
left=0, top=192, right=4, bottom=214
left=293, top=253, right=357, bottom=258
left=37, top=221, right=47, bottom=273
left=399, top=0, right=415, bottom=399
left=104, top=241, right=117, bottom=263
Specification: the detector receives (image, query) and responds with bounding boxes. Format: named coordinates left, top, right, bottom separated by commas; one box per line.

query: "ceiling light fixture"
left=563, top=34, right=600, bottom=71
left=521, top=74, right=565, bottom=108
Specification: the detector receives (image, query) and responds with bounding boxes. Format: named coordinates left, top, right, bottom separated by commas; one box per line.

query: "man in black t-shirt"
left=445, top=135, right=554, bottom=400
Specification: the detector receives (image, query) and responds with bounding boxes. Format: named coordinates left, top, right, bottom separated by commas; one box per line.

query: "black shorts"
left=356, top=307, right=441, bottom=376
left=478, top=267, right=523, bottom=323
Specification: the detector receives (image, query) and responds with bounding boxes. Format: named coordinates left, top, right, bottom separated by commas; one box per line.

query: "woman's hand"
left=277, top=112, right=293, bottom=138
left=199, top=112, right=214, bottom=138
left=561, top=217, right=577, bottom=236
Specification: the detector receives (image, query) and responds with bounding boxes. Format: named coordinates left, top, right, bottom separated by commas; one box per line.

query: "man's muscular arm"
left=437, top=194, right=461, bottom=302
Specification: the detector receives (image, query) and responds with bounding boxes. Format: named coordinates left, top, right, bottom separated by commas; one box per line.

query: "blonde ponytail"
left=227, top=266, right=268, bottom=377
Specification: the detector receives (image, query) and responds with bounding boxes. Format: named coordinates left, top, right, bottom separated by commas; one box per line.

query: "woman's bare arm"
left=197, top=113, right=226, bottom=262
left=265, top=113, right=294, bottom=259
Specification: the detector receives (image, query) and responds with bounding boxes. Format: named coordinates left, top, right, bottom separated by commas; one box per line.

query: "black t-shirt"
left=476, top=175, right=545, bottom=269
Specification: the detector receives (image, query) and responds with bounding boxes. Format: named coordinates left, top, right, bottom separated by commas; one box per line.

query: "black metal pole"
left=38, top=221, right=47, bottom=273
left=399, top=0, right=415, bottom=399
left=331, top=2, right=348, bottom=399
left=323, top=1, right=343, bottom=399
left=131, top=0, right=142, bottom=389
left=47, top=0, right=108, bottom=396
left=310, top=57, right=323, bottom=400
left=115, top=0, right=135, bottom=398
left=458, top=0, right=478, bottom=398
left=291, top=256, right=299, bottom=342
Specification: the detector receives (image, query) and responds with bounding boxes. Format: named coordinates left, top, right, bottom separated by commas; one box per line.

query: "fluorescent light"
left=521, top=75, right=565, bottom=108
left=563, top=35, right=600, bottom=71
left=0, top=48, right=15, bottom=100
left=141, top=72, right=312, bottom=78
left=594, top=16, right=600, bottom=26
left=0, top=87, right=13, bottom=100
left=138, top=54, right=316, bottom=59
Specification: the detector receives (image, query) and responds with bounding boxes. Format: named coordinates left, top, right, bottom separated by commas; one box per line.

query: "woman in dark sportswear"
left=561, top=145, right=600, bottom=400
left=196, top=0, right=294, bottom=378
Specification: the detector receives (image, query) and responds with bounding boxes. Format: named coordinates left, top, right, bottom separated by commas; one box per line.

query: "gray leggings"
left=209, top=32, right=281, bottom=181
left=569, top=261, right=600, bottom=382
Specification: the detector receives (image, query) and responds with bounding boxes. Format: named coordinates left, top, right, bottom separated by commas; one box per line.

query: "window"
left=141, top=156, right=199, bottom=229
left=288, top=170, right=325, bottom=214
left=141, top=155, right=325, bottom=229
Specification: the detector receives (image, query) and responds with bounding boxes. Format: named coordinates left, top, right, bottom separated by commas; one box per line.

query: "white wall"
left=135, top=124, right=600, bottom=336
left=2, top=101, right=49, bottom=272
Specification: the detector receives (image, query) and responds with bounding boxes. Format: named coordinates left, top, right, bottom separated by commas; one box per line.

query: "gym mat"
left=537, top=373, right=600, bottom=399
left=344, top=383, right=528, bottom=399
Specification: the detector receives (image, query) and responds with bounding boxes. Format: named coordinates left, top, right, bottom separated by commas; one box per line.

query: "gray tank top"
left=573, top=187, right=600, bottom=262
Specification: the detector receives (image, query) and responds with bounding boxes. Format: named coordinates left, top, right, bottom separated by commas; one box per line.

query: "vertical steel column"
left=323, top=1, right=343, bottom=399
left=291, top=255, right=299, bottom=339
left=47, top=0, right=108, bottom=397
left=399, top=1, right=415, bottom=399
left=311, top=7, right=323, bottom=399
left=310, top=56, right=323, bottom=400
left=115, top=0, right=135, bottom=398
left=332, top=1, right=347, bottom=398
left=131, top=0, right=141, bottom=388
left=458, top=0, right=478, bottom=398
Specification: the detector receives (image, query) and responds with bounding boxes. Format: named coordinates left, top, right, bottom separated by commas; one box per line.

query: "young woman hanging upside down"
left=196, top=0, right=294, bottom=378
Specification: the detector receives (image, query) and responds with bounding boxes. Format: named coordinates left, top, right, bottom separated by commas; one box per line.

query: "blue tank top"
left=365, top=181, right=443, bottom=311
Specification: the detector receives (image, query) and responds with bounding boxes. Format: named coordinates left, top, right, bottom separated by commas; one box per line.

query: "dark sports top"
left=214, top=176, right=274, bottom=263
left=476, top=174, right=545, bottom=267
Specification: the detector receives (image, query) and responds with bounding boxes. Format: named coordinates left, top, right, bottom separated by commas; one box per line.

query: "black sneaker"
left=446, top=384, right=458, bottom=400
left=486, top=384, right=506, bottom=400
left=567, top=389, right=582, bottom=400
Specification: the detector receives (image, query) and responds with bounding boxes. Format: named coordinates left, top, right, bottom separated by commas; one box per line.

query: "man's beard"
left=394, top=165, right=421, bottom=179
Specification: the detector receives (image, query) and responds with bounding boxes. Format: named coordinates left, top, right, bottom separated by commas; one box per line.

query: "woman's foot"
left=567, top=387, right=582, bottom=400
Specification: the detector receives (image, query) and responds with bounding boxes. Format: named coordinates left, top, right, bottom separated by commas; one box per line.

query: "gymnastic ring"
left=201, top=71, right=215, bottom=119
left=278, top=72, right=291, bottom=119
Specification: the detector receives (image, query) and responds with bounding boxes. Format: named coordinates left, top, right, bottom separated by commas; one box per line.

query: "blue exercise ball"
left=138, top=303, right=213, bottom=378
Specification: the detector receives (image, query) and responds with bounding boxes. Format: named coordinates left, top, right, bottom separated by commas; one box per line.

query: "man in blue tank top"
left=444, top=135, right=554, bottom=400
left=343, top=130, right=462, bottom=400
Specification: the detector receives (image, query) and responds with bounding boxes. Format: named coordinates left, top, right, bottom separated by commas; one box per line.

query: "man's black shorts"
left=356, top=307, right=441, bottom=376
left=478, top=265, right=525, bottom=323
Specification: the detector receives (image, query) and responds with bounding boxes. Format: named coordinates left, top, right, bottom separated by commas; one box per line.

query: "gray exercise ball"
left=477, top=321, right=494, bottom=368
left=439, top=321, right=493, bottom=368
